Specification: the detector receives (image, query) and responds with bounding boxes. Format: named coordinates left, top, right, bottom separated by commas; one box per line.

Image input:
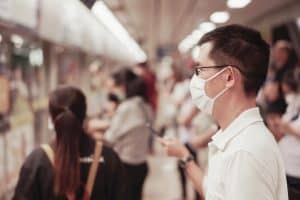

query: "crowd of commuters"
left=258, top=40, right=300, bottom=199
left=12, top=24, right=300, bottom=200
left=13, top=63, right=158, bottom=199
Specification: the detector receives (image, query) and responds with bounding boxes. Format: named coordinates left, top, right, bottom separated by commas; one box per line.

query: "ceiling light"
left=92, top=1, right=146, bottom=62
left=191, top=30, right=205, bottom=40
left=192, top=46, right=201, bottom=60
left=178, top=29, right=205, bottom=53
left=198, top=22, right=216, bottom=33
left=227, top=0, right=251, bottom=9
left=11, top=34, right=24, bottom=46
left=29, top=48, right=44, bottom=66
left=210, top=11, right=230, bottom=24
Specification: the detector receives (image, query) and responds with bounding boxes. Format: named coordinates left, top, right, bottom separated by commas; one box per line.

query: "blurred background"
left=0, top=0, right=299, bottom=199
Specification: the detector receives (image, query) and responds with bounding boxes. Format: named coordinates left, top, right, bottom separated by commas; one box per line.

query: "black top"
left=12, top=137, right=127, bottom=200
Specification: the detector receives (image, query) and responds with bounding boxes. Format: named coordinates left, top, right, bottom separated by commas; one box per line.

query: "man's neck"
left=216, top=98, right=256, bottom=130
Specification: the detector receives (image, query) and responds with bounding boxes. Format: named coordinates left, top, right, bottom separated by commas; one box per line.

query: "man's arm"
left=185, top=160, right=205, bottom=196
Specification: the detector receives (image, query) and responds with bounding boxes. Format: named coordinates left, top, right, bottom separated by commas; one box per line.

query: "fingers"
left=157, top=136, right=175, bottom=146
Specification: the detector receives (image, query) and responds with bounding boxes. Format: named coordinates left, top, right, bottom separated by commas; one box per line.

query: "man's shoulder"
left=226, top=122, right=281, bottom=167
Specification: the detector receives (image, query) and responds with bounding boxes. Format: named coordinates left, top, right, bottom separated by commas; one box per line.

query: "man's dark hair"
left=198, top=24, right=270, bottom=96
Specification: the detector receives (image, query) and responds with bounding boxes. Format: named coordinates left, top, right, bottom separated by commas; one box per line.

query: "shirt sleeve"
left=104, top=103, right=131, bottom=144
left=224, top=151, right=275, bottom=200
left=104, top=101, right=145, bottom=144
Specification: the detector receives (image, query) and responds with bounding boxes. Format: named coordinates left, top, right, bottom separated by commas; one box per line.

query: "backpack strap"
left=41, top=144, right=54, bottom=165
left=83, top=141, right=103, bottom=200
left=41, top=142, right=103, bottom=200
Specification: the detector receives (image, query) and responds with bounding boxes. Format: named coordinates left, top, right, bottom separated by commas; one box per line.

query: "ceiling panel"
left=104, top=0, right=298, bottom=57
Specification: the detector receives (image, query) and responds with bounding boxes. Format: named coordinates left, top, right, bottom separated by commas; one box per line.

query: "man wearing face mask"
left=159, top=24, right=288, bottom=200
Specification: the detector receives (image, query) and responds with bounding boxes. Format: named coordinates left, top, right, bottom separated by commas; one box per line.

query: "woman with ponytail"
left=13, top=86, right=126, bottom=200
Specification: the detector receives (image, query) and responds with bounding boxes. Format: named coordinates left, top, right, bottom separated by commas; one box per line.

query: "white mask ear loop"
left=205, top=67, right=228, bottom=82
left=209, top=67, right=232, bottom=100
left=212, top=85, right=229, bottom=101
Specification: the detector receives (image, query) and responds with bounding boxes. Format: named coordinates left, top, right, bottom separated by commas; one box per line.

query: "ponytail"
left=53, top=109, right=82, bottom=195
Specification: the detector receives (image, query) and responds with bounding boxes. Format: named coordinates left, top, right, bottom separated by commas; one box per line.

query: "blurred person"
left=13, top=86, right=126, bottom=200
left=134, top=62, right=158, bottom=155
left=176, top=98, right=218, bottom=200
left=176, top=93, right=201, bottom=200
left=257, top=79, right=286, bottom=116
left=154, top=64, right=184, bottom=150
left=134, top=61, right=158, bottom=113
left=159, top=25, right=288, bottom=200
left=263, top=99, right=287, bottom=142
left=268, top=40, right=297, bottom=82
left=105, top=92, right=120, bottom=118
left=87, top=62, right=106, bottom=117
left=87, top=93, right=121, bottom=140
left=12, top=67, right=29, bottom=99
left=275, top=69, right=300, bottom=199
left=91, top=68, right=153, bottom=200
left=189, top=125, right=218, bottom=149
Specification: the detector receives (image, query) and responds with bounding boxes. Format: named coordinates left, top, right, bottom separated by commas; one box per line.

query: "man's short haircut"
left=198, top=24, right=270, bottom=96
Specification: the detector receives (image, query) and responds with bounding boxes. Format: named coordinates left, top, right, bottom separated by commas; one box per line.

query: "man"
left=159, top=24, right=288, bottom=200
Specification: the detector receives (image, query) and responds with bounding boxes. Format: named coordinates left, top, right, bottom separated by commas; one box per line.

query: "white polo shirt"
left=204, top=108, right=288, bottom=200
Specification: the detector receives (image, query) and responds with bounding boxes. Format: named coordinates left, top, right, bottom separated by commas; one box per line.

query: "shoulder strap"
left=41, top=143, right=103, bottom=200
left=83, top=141, right=103, bottom=200
left=41, top=144, right=54, bottom=165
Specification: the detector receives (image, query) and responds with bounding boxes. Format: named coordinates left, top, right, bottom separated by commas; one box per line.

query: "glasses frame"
left=194, top=64, right=245, bottom=76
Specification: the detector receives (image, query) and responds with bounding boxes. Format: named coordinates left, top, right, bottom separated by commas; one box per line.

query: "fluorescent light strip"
left=92, top=1, right=146, bottom=62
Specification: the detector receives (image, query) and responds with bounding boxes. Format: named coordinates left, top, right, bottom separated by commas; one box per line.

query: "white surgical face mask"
left=189, top=68, right=229, bottom=115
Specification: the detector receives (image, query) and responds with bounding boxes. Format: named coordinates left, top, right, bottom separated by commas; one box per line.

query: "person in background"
left=104, top=92, right=120, bottom=119
left=257, top=78, right=287, bottom=117
left=268, top=40, right=297, bottom=82
left=13, top=86, right=126, bottom=200
left=175, top=91, right=201, bottom=200
left=134, top=62, right=157, bottom=155
left=264, top=98, right=287, bottom=142
left=275, top=69, right=300, bottom=199
left=134, top=61, right=158, bottom=113
left=96, top=68, right=153, bottom=200
left=159, top=24, right=288, bottom=200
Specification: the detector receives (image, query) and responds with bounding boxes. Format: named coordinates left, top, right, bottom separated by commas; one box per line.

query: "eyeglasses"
left=194, top=64, right=245, bottom=76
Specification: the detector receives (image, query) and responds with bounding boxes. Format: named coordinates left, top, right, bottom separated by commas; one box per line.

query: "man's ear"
left=225, top=66, right=235, bottom=88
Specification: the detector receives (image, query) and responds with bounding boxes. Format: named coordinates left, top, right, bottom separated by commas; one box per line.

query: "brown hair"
left=49, top=86, right=87, bottom=196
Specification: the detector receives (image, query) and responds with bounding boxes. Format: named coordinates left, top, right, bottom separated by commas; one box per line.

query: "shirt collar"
left=211, top=107, right=263, bottom=151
